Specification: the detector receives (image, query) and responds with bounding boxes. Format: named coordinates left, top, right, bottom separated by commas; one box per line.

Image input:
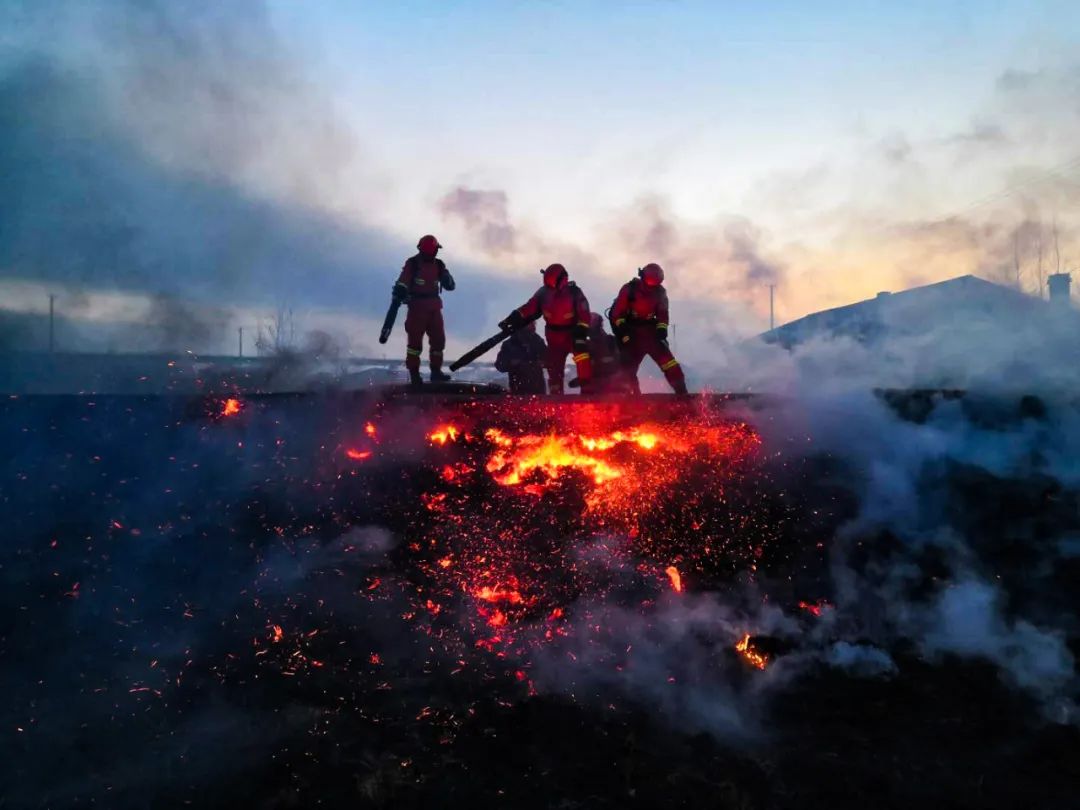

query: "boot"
left=430, top=369, right=451, bottom=383
left=672, top=379, right=689, bottom=396
left=408, top=368, right=423, bottom=389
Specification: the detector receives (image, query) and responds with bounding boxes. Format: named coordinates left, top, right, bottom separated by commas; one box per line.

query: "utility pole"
left=238, top=326, right=244, bottom=358
left=48, top=294, right=56, bottom=353
left=768, top=284, right=776, bottom=331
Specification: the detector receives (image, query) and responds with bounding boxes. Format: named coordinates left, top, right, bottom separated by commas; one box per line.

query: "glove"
left=439, top=267, right=456, bottom=291
left=656, top=325, right=668, bottom=343
left=391, top=282, right=408, bottom=304
left=498, top=311, right=525, bottom=332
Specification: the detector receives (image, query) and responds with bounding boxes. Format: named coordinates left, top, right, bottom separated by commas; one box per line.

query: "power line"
left=932, top=154, right=1080, bottom=225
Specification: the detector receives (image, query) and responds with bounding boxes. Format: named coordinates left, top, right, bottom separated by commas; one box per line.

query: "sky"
left=2, top=0, right=1079, bottom=359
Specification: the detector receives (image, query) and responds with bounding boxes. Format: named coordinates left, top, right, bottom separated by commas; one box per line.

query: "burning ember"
left=397, top=404, right=776, bottom=664
left=221, top=397, right=242, bottom=417
left=735, top=633, right=768, bottom=670
left=345, top=448, right=372, bottom=461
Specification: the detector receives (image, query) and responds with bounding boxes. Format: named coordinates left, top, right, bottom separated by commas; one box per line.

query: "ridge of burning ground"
left=1, top=391, right=1078, bottom=808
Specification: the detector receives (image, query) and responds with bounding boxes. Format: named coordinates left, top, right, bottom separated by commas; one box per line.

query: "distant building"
left=762, top=274, right=1077, bottom=350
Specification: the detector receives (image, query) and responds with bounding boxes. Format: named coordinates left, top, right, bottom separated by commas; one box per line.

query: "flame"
left=665, top=566, right=683, bottom=593
left=487, top=434, right=623, bottom=486
left=735, top=633, right=768, bottom=670
left=472, top=421, right=759, bottom=517
left=221, top=398, right=242, bottom=417
left=429, top=425, right=460, bottom=445
left=364, top=422, right=377, bottom=437
left=345, top=448, right=372, bottom=461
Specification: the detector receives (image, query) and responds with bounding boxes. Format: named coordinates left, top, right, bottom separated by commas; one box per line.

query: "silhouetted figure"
left=495, top=321, right=547, bottom=394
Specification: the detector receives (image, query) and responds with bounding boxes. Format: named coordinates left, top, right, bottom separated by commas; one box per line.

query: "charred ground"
left=1, top=391, right=1077, bottom=809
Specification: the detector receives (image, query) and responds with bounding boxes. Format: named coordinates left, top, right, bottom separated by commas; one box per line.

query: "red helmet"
left=542, top=263, right=568, bottom=289
left=417, top=234, right=442, bottom=256
left=639, top=263, right=664, bottom=287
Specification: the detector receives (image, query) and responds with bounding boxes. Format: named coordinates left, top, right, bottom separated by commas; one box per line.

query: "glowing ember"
left=475, top=585, right=525, bottom=604
left=665, top=566, right=683, bottom=593
left=798, top=599, right=830, bottom=616
left=364, top=421, right=377, bottom=437
left=221, top=398, right=242, bottom=417
left=735, top=633, right=768, bottom=670
left=345, top=448, right=372, bottom=461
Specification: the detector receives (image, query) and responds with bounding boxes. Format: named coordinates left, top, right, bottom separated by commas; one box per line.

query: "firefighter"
left=393, top=234, right=455, bottom=386
left=494, top=320, right=547, bottom=394
left=587, top=312, right=622, bottom=392
left=498, top=263, right=592, bottom=395
left=609, top=263, right=688, bottom=395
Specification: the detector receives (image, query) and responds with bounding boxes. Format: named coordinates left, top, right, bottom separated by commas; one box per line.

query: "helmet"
left=639, top=263, right=664, bottom=287
left=589, top=312, right=604, bottom=330
left=417, top=235, right=442, bottom=256
left=542, top=263, right=568, bottom=289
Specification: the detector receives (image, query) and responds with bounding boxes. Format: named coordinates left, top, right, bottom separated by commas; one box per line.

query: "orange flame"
left=469, top=422, right=759, bottom=518
left=665, top=566, right=683, bottom=593
left=735, top=633, right=768, bottom=670
left=429, top=425, right=460, bottom=445
left=222, top=398, right=242, bottom=417
left=345, top=448, right=372, bottom=461
left=486, top=434, right=623, bottom=486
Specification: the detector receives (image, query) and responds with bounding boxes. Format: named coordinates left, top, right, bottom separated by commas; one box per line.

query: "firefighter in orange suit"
left=499, top=264, right=592, bottom=394
left=609, top=263, right=688, bottom=395
left=394, top=234, right=455, bottom=386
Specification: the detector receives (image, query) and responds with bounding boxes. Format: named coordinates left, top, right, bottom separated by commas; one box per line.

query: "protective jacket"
left=609, top=279, right=686, bottom=394
left=511, top=283, right=592, bottom=394
left=395, top=254, right=455, bottom=373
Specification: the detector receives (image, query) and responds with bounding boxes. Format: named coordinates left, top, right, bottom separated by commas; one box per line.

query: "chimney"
left=1048, top=273, right=1071, bottom=309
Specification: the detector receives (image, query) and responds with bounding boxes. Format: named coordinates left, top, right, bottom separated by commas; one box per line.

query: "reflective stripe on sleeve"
left=573, top=353, right=591, bottom=363
left=661, top=358, right=680, bottom=371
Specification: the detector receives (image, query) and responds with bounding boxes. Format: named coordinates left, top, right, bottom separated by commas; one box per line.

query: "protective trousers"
left=404, top=299, right=445, bottom=373
left=620, top=325, right=685, bottom=393
left=545, top=327, right=592, bottom=395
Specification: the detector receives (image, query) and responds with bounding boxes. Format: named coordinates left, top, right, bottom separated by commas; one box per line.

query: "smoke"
left=439, top=187, right=518, bottom=255
left=0, top=1, right=517, bottom=354
left=916, top=579, right=1073, bottom=696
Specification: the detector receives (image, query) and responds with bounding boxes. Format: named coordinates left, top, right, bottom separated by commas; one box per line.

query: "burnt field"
left=2, top=389, right=1079, bottom=809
